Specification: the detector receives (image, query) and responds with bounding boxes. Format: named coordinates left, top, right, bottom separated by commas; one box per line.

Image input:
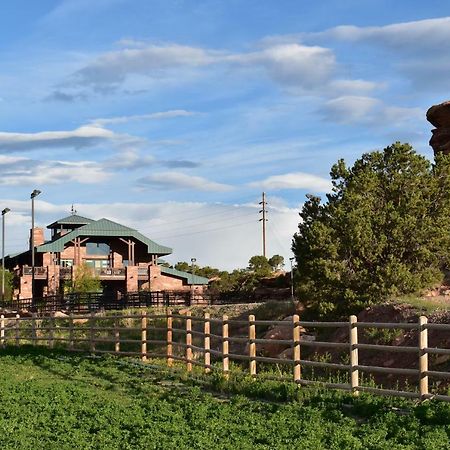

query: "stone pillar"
left=19, top=275, right=32, bottom=299
left=29, top=227, right=45, bottom=249
left=47, top=265, right=60, bottom=296
left=148, top=265, right=162, bottom=291
left=126, top=266, right=139, bottom=293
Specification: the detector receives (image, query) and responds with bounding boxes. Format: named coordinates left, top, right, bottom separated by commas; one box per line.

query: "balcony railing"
left=96, top=268, right=126, bottom=277
left=138, top=267, right=149, bottom=276
left=23, top=267, right=48, bottom=278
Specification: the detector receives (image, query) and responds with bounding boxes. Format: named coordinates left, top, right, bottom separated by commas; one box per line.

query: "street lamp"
left=2, top=208, right=10, bottom=302
left=190, top=258, right=197, bottom=305
left=31, top=189, right=41, bottom=301
left=289, top=257, right=295, bottom=302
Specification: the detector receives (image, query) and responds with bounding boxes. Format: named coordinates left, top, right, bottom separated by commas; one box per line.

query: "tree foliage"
left=173, top=254, right=287, bottom=294
left=292, top=142, right=450, bottom=316
left=66, top=264, right=102, bottom=293
left=0, top=267, right=13, bottom=301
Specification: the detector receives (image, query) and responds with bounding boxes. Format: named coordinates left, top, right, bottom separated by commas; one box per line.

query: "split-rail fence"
left=0, top=311, right=449, bottom=402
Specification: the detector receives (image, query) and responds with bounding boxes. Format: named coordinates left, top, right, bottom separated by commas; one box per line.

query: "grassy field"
left=0, top=347, right=449, bottom=449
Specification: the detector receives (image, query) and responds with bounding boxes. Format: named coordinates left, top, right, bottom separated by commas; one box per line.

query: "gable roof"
left=37, top=218, right=172, bottom=255
left=160, top=266, right=209, bottom=285
left=47, top=214, right=94, bottom=229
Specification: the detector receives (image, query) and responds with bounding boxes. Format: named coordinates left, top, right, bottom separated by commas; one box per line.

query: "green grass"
left=0, top=347, right=450, bottom=449
left=390, top=295, right=450, bottom=313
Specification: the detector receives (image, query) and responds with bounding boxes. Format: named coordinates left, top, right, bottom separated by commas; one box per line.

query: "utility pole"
left=259, top=192, right=267, bottom=258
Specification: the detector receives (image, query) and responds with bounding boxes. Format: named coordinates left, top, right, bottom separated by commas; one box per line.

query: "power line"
left=149, top=209, right=257, bottom=235
left=150, top=219, right=256, bottom=240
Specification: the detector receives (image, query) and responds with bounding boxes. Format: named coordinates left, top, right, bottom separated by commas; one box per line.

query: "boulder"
left=430, top=127, right=450, bottom=154
left=257, top=315, right=306, bottom=357
left=427, top=101, right=450, bottom=128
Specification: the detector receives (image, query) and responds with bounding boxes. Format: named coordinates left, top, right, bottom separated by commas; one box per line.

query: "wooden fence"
left=1, top=311, right=449, bottom=402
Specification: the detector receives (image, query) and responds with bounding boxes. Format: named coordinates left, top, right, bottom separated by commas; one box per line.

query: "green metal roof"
left=47, top=214, right=94, bottom=229
left=160, top=266, right=209, bottom=285
left=37, top=218, right=172, bottom=255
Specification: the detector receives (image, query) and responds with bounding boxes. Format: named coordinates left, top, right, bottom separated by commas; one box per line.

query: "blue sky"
left=1, top=0, right=449, bottom=269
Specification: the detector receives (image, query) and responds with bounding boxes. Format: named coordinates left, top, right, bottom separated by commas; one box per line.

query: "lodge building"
left=5, top=214, right=209, bottom=299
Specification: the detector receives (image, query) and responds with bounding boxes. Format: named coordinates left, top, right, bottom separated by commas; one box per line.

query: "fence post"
left=31, top=313, right=37, bottom=346
left=114, top=317, right=120, bottom=353
left=349, top=315, right=359, bottom=396
left=167, top=309, right=173, bottom=367
left=419, top=315, right=429, bottom=400
left=249, top=314, right=256, bottom=377
left=141, top=311, right=147, bottom=362
left=293, top=314, right=301, bottom=383
left=15, top=314, right=20, bottom=346
left=186, top=312, right=192, bottom=372
left=222, top=315, right=229, bottom=378
left=204, top=312, right=211, bottom=373
left=90, top=310, right=95, bottom=353
left=69, top=313, right=74, bottom=350
left=49, top=314, right=54, bottom=349
left=0, top=314, right=4, bottom=348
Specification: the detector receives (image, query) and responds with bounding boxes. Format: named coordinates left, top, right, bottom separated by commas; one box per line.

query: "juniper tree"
left=292, top=142, right=450, bottom=315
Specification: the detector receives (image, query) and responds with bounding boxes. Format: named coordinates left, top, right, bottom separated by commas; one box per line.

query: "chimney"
left=30, top=227, right=45, bottom=249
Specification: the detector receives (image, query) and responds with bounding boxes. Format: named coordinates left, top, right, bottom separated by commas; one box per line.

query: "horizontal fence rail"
left=0, top=312, right=449, bottom=402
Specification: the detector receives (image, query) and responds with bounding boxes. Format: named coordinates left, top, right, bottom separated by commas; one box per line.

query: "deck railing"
left=0, top=291, right=199, bottom=314
left=0, top=312, right=449, bottom=401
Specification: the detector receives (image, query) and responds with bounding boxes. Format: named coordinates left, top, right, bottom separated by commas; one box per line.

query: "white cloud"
left=73, top=44, right=220, bottom=88
left=321, top=96, right=381, bottom=123
left=319, top=96, right=422, bottom=126
left=307, top=17, right=450, bottom=91
left=249, top=172, right=331, bottom=192
left=90, top=109, right=195, bottom=126
left=137, top=171, right=233, bottom=192
left=327, top=79, right=382, bottom=95
left=0, top=124, right=133, bottom=152
left=67, top=41, right=369, bottom=95
left=315, top=17, right=450, bottom=52
left=229, top=43, right=336, bottom=89
left=0, top=159, right=111, bottom=186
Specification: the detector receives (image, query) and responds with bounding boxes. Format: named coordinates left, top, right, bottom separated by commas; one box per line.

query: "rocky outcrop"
left=427, top=101, right=450, bottom=154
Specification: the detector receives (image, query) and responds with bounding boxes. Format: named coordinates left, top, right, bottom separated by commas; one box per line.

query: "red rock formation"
left=427, top=100, right=450, bottom=155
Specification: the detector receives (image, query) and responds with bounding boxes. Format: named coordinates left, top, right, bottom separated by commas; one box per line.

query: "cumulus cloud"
left=0, top=124, right=133, bottom=152
left=249, top=172, right=331, bottom=192
left=137, top=171, right=233, bottom=192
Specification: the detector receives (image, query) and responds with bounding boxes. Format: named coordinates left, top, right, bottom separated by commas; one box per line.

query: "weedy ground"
left=0, top=346, right=449, bottom=449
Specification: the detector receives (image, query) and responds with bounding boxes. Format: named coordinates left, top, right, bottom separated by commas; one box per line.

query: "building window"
left=85, top=259, right=108, bottom=269
left=86, top=242, right=110, bottom=256
left=60, top=259, right=73, bottom=267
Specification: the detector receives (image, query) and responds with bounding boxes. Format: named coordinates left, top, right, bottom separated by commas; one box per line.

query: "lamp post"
left=1, top=208, right=10, bottom=302
left=31, top=189, right=41, bottom=301
left=289, top=257, right=295, bottom=302
left=190, top=258, right=196, bottom=305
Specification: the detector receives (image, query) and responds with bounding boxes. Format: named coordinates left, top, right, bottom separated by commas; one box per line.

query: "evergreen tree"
left=292, top=142, right=450, bottom=316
